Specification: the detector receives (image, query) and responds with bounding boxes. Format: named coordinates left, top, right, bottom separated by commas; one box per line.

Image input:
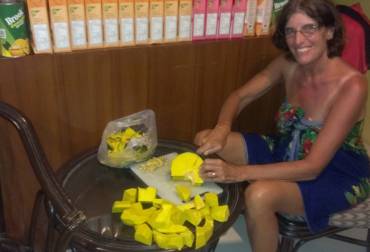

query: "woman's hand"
left=200, top=158, right=244, bottom=183
left=194, top=125, right=230, bottom=156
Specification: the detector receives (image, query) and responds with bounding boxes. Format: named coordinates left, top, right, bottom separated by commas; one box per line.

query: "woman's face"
left=285, top=12, right=333, bottom=66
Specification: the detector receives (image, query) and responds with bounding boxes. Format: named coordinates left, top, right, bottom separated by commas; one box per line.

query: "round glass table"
left=46, top=139, right=243, bottom=252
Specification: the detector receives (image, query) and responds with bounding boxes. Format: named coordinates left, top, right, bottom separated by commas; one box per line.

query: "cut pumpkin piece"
left=122, top=188, right=137, bottom=202
left=134, top=223, right=153, bottom=245
left=211, top=205, right=230, bottom=222
left=175, top=185, right=191, bottom=202
left=153, top=231, right=185, bottom=250
left=171, top=152, right=204, bottom=185
left=138, top=187, right=157, bottom=202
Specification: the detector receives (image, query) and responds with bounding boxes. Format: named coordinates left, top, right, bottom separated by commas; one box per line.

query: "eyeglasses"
left=284, top=24, right=321, bottom=39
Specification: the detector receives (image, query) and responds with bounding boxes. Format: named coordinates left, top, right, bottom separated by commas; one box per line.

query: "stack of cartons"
left=26, top=0, right=53, bottom=53
left=48, top=0, right=72, bottom=52
left=243, top=0, right=256, bottom=36
left=205, top=0, right=219, bottom=39
left=255, top=0, right=272, bottom=36
left=217, top=0, right=232, bottom=39
left=149, top=0, right=164, bottom=43
left=119, top=0, right=135, bottom=45
left=230, top=0, right=246, bottom=38
left=68, top=0, right=87, bottom=49
left=102, top=0, right=119, bottom=47
left=85, top=0, right=103, bottom=48
left=178, top=0, right=192, bottom=41
left=135, top=0, right=149, bottom=44
left=192, top=0, right=206, bottom=40
left=164, top=0, right=178, bottom=42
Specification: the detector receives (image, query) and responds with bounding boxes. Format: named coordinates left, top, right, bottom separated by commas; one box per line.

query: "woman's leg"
left=216, top=132, right=247, bottom=165
left=244, top=180, right=305, bottom=252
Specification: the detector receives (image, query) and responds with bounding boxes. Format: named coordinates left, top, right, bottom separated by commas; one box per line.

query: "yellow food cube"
left=134, top=223, right=152, bottom=245
left=171, top=152, right=204, bottom=185
left=156, top=224, right=188, bottom=234
left=211, top=205, right=230, bottom=222
left=153, top=231, right=184, bottom=250
left=193, top=194, right=205, bottom=209
left=138, top=187, right=157, bottom=202
left=195, top=218, right=214, bottom=249
left=150, top=204, right=173, bottom=228
left=123, top=127, right=140, bottom=138
left=185, top=209, right=202, bottom=226
left=180, top=228, right=194, bottom=247
left=204, top=192, right=219, bottom=207
left=120, top=209, right=146, bottom=226
left=171, top=208, right=186, bottom=225
left=122, top=188, right=137, bottom=202
left=112, top=200, right=132, bottom=213
left=176, top=185, right=191, bottom=202
left=199, top=206, right=211, bottom=218
left=176, top=202, right=195, bottom=211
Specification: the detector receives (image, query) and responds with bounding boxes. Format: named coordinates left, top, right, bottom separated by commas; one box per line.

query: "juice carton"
left=102, top=0, right=119, bottom=47
left=48, top=0, right=72, bottom=52
left=255, top=0, right=273, bottom=36
left=67, top=0, right=87, bottom=49
left=149, top=0, right=164, bottom=43
left=205, top=0, right=219, bottom=39
left=85, top=0, right=103, bottom=48
left=135, top=0, right=149, bottom=44
left=164, top=0, right=178, bottom=42
left=26, top=0, right=53, bottom=53
left=230, top=0, right=246, bottom=37
left=178, top=0, right=192, bottom=41
left=217, top=0, right=232, bottom=39
left=192, top=0, right=206, bottom=40
left=243, top=0, right=256, bottom=36
left=118, top=0, right=135, bottom=45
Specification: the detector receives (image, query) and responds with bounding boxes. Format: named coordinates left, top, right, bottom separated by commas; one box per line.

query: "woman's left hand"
left=200, top=158, right=244, bottom=183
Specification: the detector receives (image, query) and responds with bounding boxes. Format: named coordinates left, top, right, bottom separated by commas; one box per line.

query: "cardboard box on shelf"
left=85, top=0, right=103, bottom=48
left=26, top=0, right=53, bottom=53
left=178, top=0, right=192, bottom=41
left=118, top=0, right=135, bottom=45
left=255, top=0, right=273, bottom=36
left=149, top=0, right=164, bottom=43
left=205, top=0, right=219, bottom=39
left=102, top=0, right=119, bottom=47
left=135, top=0, right=149, bottom=44
left=164, top=0, right=178, bottom=42
left=231, top=0, right=246, bottom=37
left=192, top=0, right=206, bottom=40
left=49, top=0, right=72, bottom=52
left=67, top=0, right=87, bottom=49
left=217, top=0, right=232, bottom=39
left=243, top=0, right=257, bottom=36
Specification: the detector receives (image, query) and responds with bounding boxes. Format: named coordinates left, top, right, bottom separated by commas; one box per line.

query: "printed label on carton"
left=178, top=0, right=191, bottom=40
left=68, top=0, right=87, bottom=48
left=164, top=0, right=178, bottom=41
left=26, top=0, right=52, bottom=53
left=49, top=0, right=72, bottom=51
left=86, top=0, right=103, bottom=47
left=217, top=0, right=232, bottom=38
left=255, top=0, right=272, bottom=36
left=150, top=0, right=164, bottom=43
left=192, top=0, right=206, bottom=39
left=135, top=0, right=149, bottom=43
left=243, top=0, right=256, bottom=36
left=205, top=0, right=219, bottom=38
left=231, top=0, right=246, bottom=37
left=103, top=0, right=119, bottom=46
left=119, top=0, right=135, bottom=45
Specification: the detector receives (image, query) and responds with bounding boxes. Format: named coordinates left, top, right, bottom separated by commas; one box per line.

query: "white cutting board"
left=130, top=153, right=223, bottom=205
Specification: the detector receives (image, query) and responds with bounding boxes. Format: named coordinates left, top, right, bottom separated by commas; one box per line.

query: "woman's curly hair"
left=272, top=0, right=345, bottom=61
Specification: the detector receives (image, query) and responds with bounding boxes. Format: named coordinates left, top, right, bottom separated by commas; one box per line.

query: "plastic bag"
left=97, top=110, right=157, bottom=168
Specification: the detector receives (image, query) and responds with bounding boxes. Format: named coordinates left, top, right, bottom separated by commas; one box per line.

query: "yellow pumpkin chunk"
left=204, top=192, right=219, bottom=207
left=171, top=152, right=204, bottom=185
left=211, top=205, right=230, bottom=222
left=195, top=218, right=214, bottom=249
left=138, top=187, right=157, bottom=202
left=134, top=223, right=153, bottom=245
left=122, top=188, right=137, bottom=202
left=185, top=209, right=202, bottom=226
left=153, top=231, right=185, bottom=250
left=176, top=185, right=191, bottom=202
left=180, top=228, right=194, bottom=247
left=112, top=200, right=132, bottom=213
left=193, top=194, right=205, bottom=209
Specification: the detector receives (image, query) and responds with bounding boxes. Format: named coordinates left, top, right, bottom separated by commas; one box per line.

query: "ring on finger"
left=208, top=172, right=216, bottom=177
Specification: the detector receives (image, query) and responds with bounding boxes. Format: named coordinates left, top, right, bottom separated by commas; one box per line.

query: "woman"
left=194, top=0, right=370, bottom=251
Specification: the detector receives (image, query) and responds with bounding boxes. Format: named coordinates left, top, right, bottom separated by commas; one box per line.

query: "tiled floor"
left=216, top=215, right=367, bottom=252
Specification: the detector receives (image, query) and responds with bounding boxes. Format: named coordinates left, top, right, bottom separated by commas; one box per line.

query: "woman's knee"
left=244, top=181, right=280, bottom=214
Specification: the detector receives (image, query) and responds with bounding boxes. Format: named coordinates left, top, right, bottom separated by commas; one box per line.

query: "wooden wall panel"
left=0, top=37, right=282, bottom=243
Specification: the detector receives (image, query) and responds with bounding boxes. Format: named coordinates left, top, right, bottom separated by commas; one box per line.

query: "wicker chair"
left=278, top=194, right=370, bottom=252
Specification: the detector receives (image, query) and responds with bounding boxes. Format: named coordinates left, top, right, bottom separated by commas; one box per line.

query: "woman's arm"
left=195, top=55, right=287, bottom=155
left=201, top=73, right=368, bottom=182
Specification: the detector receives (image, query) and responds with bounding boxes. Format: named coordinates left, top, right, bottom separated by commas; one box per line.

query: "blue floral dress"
left=243, top=100, right=370, bottom=233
